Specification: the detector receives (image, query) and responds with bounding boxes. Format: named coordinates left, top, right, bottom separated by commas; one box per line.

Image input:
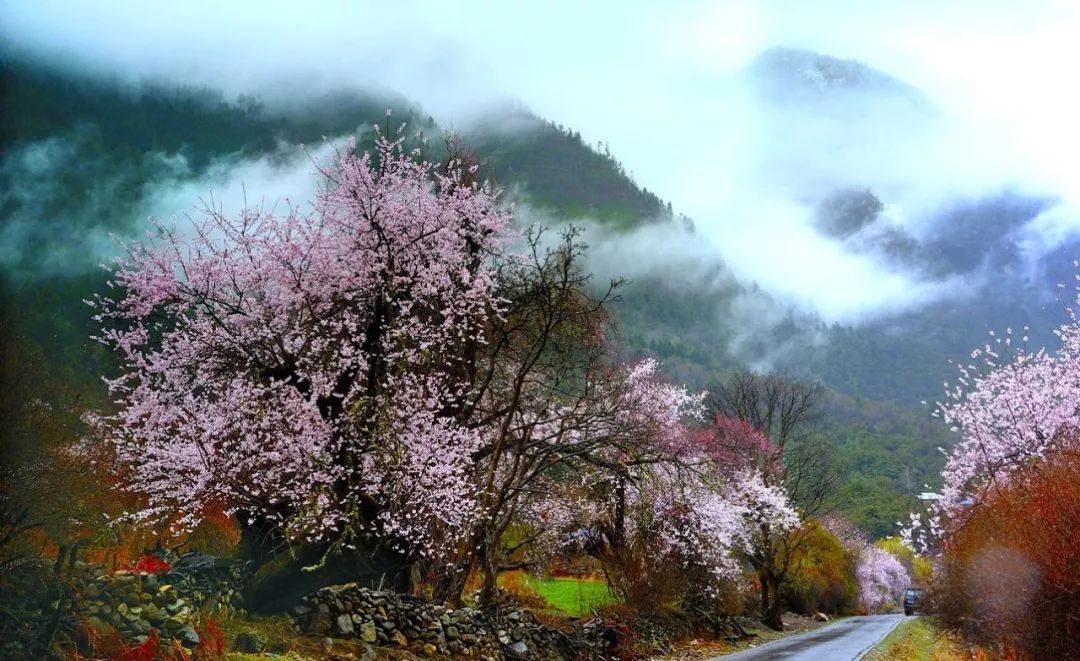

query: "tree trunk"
left=760, top=573, right=784, bottom=631
left=478, top=547, right=499, bottom=608
left=237, top=511, right=284, bottom=566
left=430, top=531, right=480, bottom=607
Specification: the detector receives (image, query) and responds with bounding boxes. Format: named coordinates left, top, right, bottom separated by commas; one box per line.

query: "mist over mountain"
left=7, top=44, right=1080, bottom=391
left=4, top=39, right=1080, bottom=537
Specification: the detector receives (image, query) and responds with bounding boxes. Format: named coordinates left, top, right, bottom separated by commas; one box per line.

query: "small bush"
left=781, top=521, right=858, bottom=616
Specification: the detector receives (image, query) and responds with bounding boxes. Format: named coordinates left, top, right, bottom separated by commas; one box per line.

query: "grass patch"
left=862, top=618, right=969, bottom=661
left=524, top=576, right=614, bottom=617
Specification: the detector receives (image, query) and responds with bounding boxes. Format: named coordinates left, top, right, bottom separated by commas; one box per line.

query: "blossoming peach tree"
left=906, top=295, right=1080, bottom=554
left=90, top=131, right=514, bottom=572
left=856, top=545, right=909, bottom=613
left=89, top=127, right=798, bottom=605
left=522, top=406, right=799, bottom=607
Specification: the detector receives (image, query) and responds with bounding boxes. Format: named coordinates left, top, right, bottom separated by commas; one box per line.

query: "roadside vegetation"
left=904, top=288, right=1080, bottom=657
left=863, top=618, right=968, bottom=661
left=0, top=120, right=923, bottom=659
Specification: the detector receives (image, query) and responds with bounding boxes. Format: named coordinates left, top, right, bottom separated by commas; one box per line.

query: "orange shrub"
left=932, top=448, right=1080, bottom=658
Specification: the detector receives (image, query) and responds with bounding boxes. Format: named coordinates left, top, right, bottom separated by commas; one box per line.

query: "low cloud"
left=4, top=0, right=1080, bottom=322
left=0, top=130, right=339, bottom=278
left=139, top=143, right=335, bottom=230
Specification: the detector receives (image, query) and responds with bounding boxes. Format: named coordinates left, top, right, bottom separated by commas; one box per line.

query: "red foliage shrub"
left=71, top=616, right=228, bottom=661
left=931, top=448, right=1080, bottom=659
left=72, top=624, right=190, bottom=661
left=189, top=618, right=225, bottom=660
left=110, top=632, right=171, bottom=661
left=131, top=555, right=171, bottom=574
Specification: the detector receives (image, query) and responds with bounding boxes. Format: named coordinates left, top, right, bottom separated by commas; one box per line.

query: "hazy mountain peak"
left=749, top=47, right=922, bottom=100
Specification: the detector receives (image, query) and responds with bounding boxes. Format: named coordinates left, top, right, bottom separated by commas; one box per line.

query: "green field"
left=524, top=577, right=615, bottom=617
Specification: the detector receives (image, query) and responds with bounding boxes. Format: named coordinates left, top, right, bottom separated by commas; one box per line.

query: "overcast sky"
left=4, top=0, right=1080, bottom=322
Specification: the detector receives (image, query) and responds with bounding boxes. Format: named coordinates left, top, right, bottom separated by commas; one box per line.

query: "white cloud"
left=141, top=142, right=335, bottom=225
left=4, top=0, right=1080, bottom=321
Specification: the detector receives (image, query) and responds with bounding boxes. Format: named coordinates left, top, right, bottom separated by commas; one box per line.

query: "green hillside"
left=0, top=56, right=952, bottom=540
left=466, top=109, right=669, bottom=227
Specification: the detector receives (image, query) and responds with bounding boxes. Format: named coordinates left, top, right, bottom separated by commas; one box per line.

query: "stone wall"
left=293, top=583, right=594, bottom=659
left=70, top=552, right=248, bottom=647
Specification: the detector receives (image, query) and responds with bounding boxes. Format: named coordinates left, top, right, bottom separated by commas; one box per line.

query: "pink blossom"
left=856, top=546, right=910, bottom=613
left=907, top=310, right=1080, bottom=553
left=91, top=131, right=512, bottom=557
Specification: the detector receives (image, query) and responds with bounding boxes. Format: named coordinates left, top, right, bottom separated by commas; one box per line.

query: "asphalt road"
left=711, top=614, right=906, bottom=660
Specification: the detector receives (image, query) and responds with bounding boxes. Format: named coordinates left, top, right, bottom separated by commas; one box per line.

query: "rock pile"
left=69, top=552, right=249, bottom=647
left=294, top=583, right=591, bottom=659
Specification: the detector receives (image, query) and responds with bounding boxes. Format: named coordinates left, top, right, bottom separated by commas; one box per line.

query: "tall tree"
left=88, top=127, right=728, bottom=607
left=709, top=371, right=837, bottom=630
left=90, top=129, right=515, bottom=569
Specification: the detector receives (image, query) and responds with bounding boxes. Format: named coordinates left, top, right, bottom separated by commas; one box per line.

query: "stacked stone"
left=68, top=553, right=248, bottom=648
left=294, top=583, right=589, bottom=659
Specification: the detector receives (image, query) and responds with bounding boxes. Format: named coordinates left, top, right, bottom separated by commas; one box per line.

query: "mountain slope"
left=3, top=51, right=1050, bottom=539
left=465, top=109, right=669, bottom=227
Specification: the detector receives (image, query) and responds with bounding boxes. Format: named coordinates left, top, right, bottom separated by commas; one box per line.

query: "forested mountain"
left=613, top=49, right=1075, bottom=406
left=3, top=49, right=1075, bottom=539
left=464, top=108, right=670, bottom=227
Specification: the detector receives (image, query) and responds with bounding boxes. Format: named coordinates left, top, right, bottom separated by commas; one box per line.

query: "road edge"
left=853, top=614, right=907, bottom=660
left=706, top=617, right=852, bottom=659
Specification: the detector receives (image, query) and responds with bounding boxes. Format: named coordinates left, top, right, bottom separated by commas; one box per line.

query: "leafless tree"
left=710, top=370, right=839, bottom=630
left=710, top=370, right=836, bottom=513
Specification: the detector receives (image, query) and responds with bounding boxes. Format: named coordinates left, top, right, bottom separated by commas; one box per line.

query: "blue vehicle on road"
left=903, top=587, right=924, bottom=616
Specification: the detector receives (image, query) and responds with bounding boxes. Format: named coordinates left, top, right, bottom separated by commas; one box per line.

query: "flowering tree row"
left=900, top=278, right=1080, bottom=654
left=89, top=128, right=799, bottom=605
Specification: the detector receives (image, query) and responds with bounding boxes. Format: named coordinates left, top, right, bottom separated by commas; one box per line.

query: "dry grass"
left=863, top=618, right=975, bottom=661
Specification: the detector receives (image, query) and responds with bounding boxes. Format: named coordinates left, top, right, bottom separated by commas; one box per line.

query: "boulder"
left=360, top=620, right=378, bottom=643
left=335, top=613, right=355, bottom=636
left=177, top=624, right=200, bottom=648
left=232, top=631, right=268, bottom=653
left=391, top=630, right=408, bottom=648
